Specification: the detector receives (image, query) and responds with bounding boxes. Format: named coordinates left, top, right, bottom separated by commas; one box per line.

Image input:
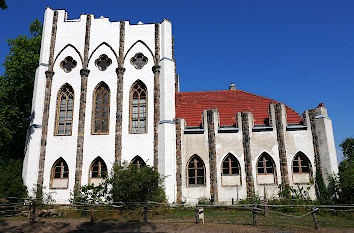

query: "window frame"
left=221, top=153, right=240, bottom=176
left=187, top=155, right=206, bottom=186
left=257, top=153, right=275, bottom=175
left=91, top=82, right=110, bottom=135
left=292, top=153, right=311, bottom=174
left=54, top=84, right=74, bottom=136
left=50, top=157, right=69, bottom=189
left=131, top=156, right=146, bottom=168
left=129, top=80, right=148, bottom=134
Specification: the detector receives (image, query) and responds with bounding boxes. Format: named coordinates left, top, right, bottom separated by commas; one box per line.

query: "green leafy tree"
left=0, top=19, right=42, bottom=160
left=0, top=0, right=7, bottom=10
left=338, top=138, right=354, bottom=204
left=0, top=158, right=27, bottom=201
left=109, top=162, right=166, bottom=203
left=71, top=184, right=109, bottom=204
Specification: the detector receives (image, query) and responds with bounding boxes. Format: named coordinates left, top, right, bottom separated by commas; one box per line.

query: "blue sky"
left=1, top=0, right=353, bottom=161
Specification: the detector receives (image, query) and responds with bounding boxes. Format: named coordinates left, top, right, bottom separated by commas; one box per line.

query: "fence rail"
left=0, top=198, right=353, bottom=230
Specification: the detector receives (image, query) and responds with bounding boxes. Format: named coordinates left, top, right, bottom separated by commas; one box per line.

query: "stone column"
left=274, top=103, right=290, bottom=187
left=207, top=109, right=218, bottom=202
left=74, top=15, right=91, bottom=191
left=36, top=10, right=58, bottom=190
left=153, top=23, right=161, bottom=170
left=241, top=112, right=255, bottom=198
left=114, top=21, right=126, bottom=165
left=175, top=118, right=182, bottom=202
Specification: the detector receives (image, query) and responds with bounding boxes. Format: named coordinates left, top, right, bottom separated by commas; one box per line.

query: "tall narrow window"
left=187, top=155, right=205, bottom=186
left=256, top=153, right=276, bottom=184
left=130, top=80, right=147, bottom=134
left=93, top=82, right=110, bottom=134
left=50, top=157, right=69, bottom=189
left=131, top=156, right=146, bottom=168
left=56, top=84, right=74, bottom=136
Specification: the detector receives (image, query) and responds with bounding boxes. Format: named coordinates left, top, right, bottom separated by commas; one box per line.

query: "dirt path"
left=0, top=219, right=353, bottom=233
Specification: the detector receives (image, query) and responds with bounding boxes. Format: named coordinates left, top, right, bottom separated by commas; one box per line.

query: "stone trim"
left=308, top=109, right=322, bottom=172
left=37, top=10, right=58, bottom=190
left=207, top=110, right=218, bottom=202
left=175, top=118, right=182, bottom=202
left=74, top=15, right=91, bottom=191
left=241, top=112, right=255, bottom=198
left=274, top=103, right=290, bottom=187
left=153, top=23, right=160, bottom=170
left=114, top=21, right=126, bottom=164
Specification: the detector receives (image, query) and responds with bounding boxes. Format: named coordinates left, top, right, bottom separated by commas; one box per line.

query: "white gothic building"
left=22, top=8, right=339, bottom=204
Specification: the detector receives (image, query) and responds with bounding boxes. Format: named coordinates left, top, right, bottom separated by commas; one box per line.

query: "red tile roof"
left=175, top=90, right=303, bottom=127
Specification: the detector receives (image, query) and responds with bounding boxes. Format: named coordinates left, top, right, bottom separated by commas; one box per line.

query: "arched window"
left=50, top=157, right=69, bottom=189
left=55, top=84, right=74, bottom=136
left=257, top=153, right=275, bottom=175
left=222, top=153, right=240, bottom=175
left=89, top=157, right=107, bottom=186
left=92, top=82, right=110, bottom=134
left=292, top=152, right=310, bottom=174
left=187, top=155, right=205, bottom=186
left=130, top=80, right=147, bottom=134
left=131, top=156, right=146, bottom=168
left=256, top=153, right=276, bottom=184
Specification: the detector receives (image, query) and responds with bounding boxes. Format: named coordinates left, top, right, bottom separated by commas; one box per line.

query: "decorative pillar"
left=241, top=112, right=255, bottom=198
left=37, top=10, right=58, bottom=190
left=74, top=15, right=91, bottom=191
left=274, top=103, right=290, bottom=187
left=114, top=21, right=125, bottom=164
left=207, top=109, right=218, bottom=202
left=153, top=23, right=160, bottom=170
left=175, top=118, right=182, bottom=202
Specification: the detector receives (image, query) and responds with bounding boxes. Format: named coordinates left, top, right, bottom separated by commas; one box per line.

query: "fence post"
left=90, top=204, right=94, bottom=224
left=312, top=207, right=319, bottom=230
left=252, top=203, right=257, bottom=227
left=143, top=204, right=148, bottom=223
left=264, top=200, right=269, bottom=217
left=195, top=204, right=199, bottom=224
left=28, top=200, right=36, bottom=224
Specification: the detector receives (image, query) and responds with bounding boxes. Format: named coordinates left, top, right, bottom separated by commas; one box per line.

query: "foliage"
left=31, top=184, right=55, bottom=204
left=314, top=168, right=330, bottom=204
left=70, top=184, right=109, bottom=204
left=0, top=0, right=7, bottom=10
left=0, top=19, right=42, bottom=160
left=338, top=138, right=354, bottom=204
left=0, top=158, right=27, bottom=201
left=109, top=162, right=166, bottom=203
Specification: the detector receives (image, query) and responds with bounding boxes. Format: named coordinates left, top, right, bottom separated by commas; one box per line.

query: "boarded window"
left=50, top=158, right=69, bottom=189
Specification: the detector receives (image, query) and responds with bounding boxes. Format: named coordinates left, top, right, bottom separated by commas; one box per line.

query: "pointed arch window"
left=55, top=84, right=74, bottom=136
left=92, top=83, right=110, bottom=134
left=222, top=153, right=240, bottom=176
left=50, top=158, right=69, bottom=189
left=187, top=155, right=205, bottom=186
left=292, top=153, right=310, bottom=174
left=257, top=153, right=276, bottom=184
left=131, top=156, right=146, bottom=168
left=89, top=157, right=107, bottom=186
left=130, top=80, right=147, bottom=134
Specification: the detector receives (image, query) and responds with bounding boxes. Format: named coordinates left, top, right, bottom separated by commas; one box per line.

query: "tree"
left=109, top=162, right=166, bottom=203
left=0, top=0, right=7, bottom=10
left=338, top=138, right=354, bottom=204
left=0, top=158, right=27, bottom=201
left=0, top=19, right=42, bottom=160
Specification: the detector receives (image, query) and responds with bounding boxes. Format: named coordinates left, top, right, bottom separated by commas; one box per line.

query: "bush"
left=70, top=184, right=108, bottom=204
left=109, top=162, right=166, bottom=203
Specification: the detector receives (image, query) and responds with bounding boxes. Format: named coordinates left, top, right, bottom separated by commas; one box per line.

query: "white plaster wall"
left=122, top=41, right=155, bottom=166
left=215, top=114, right=246, bottom=204
left=23, top=7, right=54, bottom=196
left=181, top=115, right=211, bottom=203
left=43, top=45, right=83, bottom=203
left=158, top=21, right=177, bottom=203
left=81, top=44, right=119, bottom=186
